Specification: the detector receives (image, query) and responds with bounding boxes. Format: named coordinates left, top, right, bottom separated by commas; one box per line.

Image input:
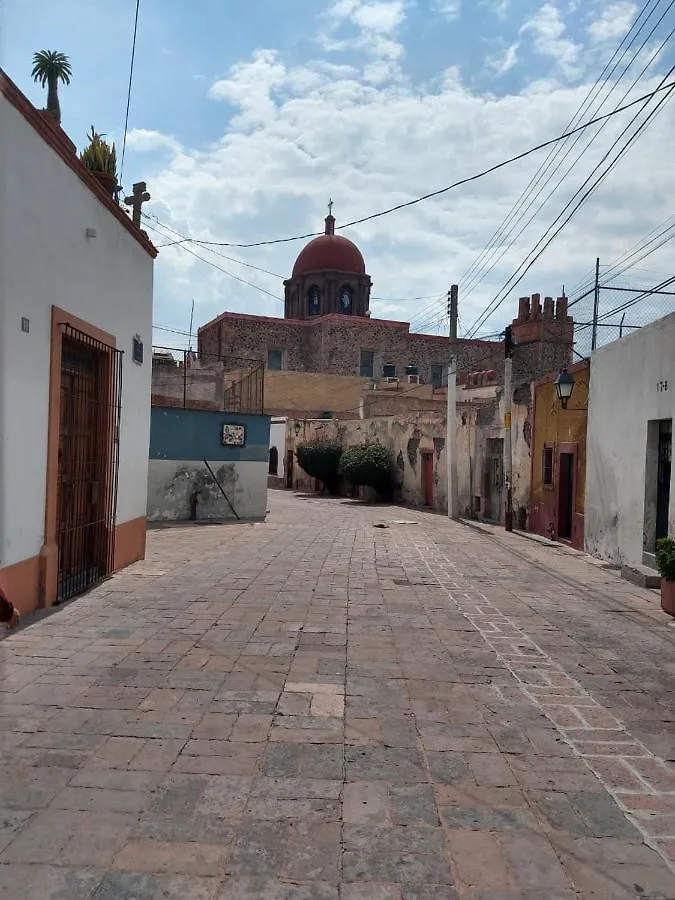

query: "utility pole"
left=591, top=256, right=600, bottom=352
left=446, top=356, right=458, bottom=520
left=448, top=284, right=459, bottom=340
left=503, top=325, right=513, bottom=532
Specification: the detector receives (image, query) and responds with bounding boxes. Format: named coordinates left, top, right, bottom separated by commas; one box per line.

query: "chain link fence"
left=569, top=275, right=675, bottom=357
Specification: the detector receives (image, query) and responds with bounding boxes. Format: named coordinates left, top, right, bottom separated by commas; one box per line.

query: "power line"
left=567, top=217, right=675, bottom=308
left=458, top=10, right=675, bottom=310
left=464, top=66, right=675, bottom=337
left=119, top=0, right=141, bottom=186
left=143, top=219, right=284, bottom=302
left=457, top=0, right=670, bottom=302
left=155, top=81, right=675, bottom=251
left=147, top=214, right=285, bottom=279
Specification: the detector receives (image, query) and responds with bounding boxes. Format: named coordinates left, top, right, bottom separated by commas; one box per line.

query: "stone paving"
left=1, top=491, right=675, bottom=899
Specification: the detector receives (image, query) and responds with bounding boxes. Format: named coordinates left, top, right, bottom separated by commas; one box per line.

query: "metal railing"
left=151, top=346, right=264, bottom=415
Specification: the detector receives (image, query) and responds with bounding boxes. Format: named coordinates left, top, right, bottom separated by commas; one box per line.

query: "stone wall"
left=198, top=311, right=505, bottom=382
left=198, top=294, right=572, bottom=387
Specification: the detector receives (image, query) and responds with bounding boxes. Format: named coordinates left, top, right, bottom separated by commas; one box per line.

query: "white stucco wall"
left=0, top=92, right=154, bottom=569
left=585, top=313, right=675, bottom=567
left=269, top=418, right=287, bottom=479
left=147, top=460, right=268, bottom=522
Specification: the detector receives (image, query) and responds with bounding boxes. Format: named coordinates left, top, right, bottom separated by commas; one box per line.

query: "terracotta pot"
left=92, top=171, right=118, bottom=198
left=661, top=578, right=675, bottom=618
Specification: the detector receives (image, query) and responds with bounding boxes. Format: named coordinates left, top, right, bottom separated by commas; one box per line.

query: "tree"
left=296, top=439, right=343, bottom=495
left=31, top=50, right=72, bottom=125
left=339, top=442, right=394, bottom=500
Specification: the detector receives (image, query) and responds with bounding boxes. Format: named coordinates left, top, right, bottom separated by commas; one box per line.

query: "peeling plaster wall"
left=455, top=385, right=532, bottom=523
left=286, top=415, right=448, bottom=512
left=585, top=314, right=675, bottom=567
left=148, top=407, right=270, bottom=522
left=285, top=383, right=533, bottom=519
left=147, top=460, right=266, bottom=522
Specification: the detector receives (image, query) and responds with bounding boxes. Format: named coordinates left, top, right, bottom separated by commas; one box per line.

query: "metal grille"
left=151, top=346, right=264, bottom=415
left=56, top=325, right=123, bottom=602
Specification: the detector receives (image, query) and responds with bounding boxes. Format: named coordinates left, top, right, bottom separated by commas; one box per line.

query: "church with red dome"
left=283, top=211, right=372, bottom=319
left=197, top=208, right=573, bottom=403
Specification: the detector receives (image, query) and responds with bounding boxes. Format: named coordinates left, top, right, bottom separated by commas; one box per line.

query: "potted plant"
left=656, top=536, right=675, bottom=617
left=80, top=127, right=118, bottom=198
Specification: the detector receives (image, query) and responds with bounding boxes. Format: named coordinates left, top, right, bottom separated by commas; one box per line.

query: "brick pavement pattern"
left=1, top=492, right=675, bottom=899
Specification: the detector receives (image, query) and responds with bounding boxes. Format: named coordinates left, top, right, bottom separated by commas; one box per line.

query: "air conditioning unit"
left=407, top=374, right=420, bottom=385
left=385, top=376, right=399, bottom=384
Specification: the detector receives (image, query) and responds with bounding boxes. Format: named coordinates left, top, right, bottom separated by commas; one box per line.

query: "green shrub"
left=296, top=439, right=343, bottom=494
left=339, top=442, right=394, bottom=500
left=656, top=537, right=675, bottom=582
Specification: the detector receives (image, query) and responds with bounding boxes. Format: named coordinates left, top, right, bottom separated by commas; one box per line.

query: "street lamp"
left=554, top=368, right=575, bottom=410
left=293, top=421, right=301, bottom=437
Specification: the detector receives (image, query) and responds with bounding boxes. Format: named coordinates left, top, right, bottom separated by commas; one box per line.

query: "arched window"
left=269, top=446, right=279, bottom=475
left=338, top=285, right=353, bottom=314
left=307, top=286, right=321, bottom=317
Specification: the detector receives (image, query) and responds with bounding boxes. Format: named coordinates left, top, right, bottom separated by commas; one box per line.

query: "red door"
left=422, top=452, right=434, bottom=507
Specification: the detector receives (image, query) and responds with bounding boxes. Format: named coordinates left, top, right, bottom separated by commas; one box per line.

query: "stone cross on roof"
left=125, top=181, right=151, bottom=228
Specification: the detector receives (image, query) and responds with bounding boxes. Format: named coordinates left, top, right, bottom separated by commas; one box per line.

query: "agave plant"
left=31, top=50, right=72, bottom=125
left=80, top=127, right=118, bottom=177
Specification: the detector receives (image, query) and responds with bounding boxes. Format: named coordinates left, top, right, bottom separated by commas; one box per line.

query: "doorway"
left=421, top=451, right=434, bottom=507
left=285, top=449, right=294, bottom=489
left=557, top=452, right=575, bottom=540
left=484, top=438, right=503, bottom=522
left=656, top=420, right=672, bottom=544
left=56, top=326, right=122, bottom=602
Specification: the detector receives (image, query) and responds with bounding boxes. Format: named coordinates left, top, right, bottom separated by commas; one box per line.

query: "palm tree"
left=31, top=50, right=72, bottom=125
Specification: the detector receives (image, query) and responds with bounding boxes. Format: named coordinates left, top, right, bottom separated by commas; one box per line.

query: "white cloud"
left=320, top=0, right=406, bottom=83
left=434, top=0, right=461, bottom=21
left=137, top=32, right=674, bottom=343
left=209, top=49, right=286, bottom=126
left=126, top=129, right=181, bottom=154
left=521, top=3, right=582, bottom=78
left=588, top=1, right=638, bottom=43
left=487, top=41, right=520, bottom=76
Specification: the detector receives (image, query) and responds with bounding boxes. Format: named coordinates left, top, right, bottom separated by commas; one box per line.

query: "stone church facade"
left=197, top=211, right=574, bottom=387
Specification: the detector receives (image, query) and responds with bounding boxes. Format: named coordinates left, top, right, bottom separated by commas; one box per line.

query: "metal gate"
left=56, top=325, right=123, bottom=602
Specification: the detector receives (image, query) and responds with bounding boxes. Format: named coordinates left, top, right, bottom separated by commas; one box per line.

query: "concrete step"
left=621, top=564, right=660, bottom=590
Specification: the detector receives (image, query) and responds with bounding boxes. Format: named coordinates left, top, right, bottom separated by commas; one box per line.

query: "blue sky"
left=3, top=0, right=674, bottom=346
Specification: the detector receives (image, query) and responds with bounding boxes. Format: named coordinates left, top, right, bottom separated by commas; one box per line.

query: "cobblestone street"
left=1, top=491, right=675, bottom=899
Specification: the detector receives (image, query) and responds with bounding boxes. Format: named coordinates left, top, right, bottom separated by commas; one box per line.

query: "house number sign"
left=657, top=380, right=669, bottom=392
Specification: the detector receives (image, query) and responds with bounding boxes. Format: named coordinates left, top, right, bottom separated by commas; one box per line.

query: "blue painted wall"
left=150, top=407, right=270, bottom=462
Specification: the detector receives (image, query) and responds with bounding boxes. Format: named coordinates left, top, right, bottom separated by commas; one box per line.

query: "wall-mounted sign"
left=133, top=335, right=144, bottom=364
left=222, top=423, right=246, bottom=446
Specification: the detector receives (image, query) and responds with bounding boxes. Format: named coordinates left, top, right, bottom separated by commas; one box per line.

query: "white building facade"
left=0, top=71, right=156, bottom=614
left=585, top=313, right=674, bottom=568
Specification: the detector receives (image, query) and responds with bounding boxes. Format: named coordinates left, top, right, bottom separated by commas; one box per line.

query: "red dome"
left=292, top=233, right=366, bottom=277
